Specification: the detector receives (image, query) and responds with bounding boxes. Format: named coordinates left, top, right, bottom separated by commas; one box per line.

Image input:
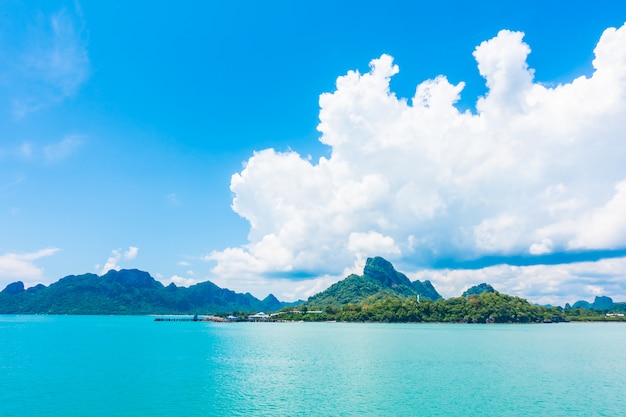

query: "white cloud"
left=529, top=238, right=554, bottom=255
left=162, top=275, right=197, bottom=288
left=347, top=231, right=400, bottom=257
left=124, top=246, right=139, bottom=260
left=411, top=257, right=626, bottom=306
left=0, top=248, right=59, bottom=289
left=474, top=30, right=534, bottom=115
left=99, top=250, right=121, bottom=274
left=208, top=24, right=626, bottom=302
left=98, top=246, right=139, bottom=275
left=474, top=214, right=525, bottom=254
left=569, top=179, right=626, bottom=249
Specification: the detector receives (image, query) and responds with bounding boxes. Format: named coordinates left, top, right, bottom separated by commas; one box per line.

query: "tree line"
left=277, top=291, right=579, bottom=323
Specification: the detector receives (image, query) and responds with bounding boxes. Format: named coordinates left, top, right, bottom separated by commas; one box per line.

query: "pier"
left=154, top=317, right=198, bottom=322
left=153, top=314, right=229, bottom=322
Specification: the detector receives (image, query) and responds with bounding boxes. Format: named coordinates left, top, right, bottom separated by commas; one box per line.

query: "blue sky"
left=2, top=0, right=626, bottom=305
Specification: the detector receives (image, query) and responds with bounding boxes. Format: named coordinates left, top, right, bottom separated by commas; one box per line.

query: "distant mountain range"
left=569, top=296, right=626, bottom=312
left=1, top=256, right=624, bottom=315
left=0, top=269, right=295, bottom=315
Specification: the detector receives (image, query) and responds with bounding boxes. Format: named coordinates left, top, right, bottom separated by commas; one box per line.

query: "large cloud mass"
left=208, top=25, right=626, bottom=302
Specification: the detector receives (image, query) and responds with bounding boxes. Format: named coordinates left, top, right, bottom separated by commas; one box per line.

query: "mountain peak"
left=102, top=269, right=164, bottom=289
left=305, top=256, right=441, bottom=307
left=462, top=283, right=496, bottom=297
left=2, top=281, right=25, bottom=295
left=262, top=294, right=282, bottom=311
left=363, top=257, right=412, bottom=288
left=592, top=295, right=614, bottom=309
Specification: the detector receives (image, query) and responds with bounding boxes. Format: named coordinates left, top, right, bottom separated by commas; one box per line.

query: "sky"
left=2, top=0, right=626, bottom=305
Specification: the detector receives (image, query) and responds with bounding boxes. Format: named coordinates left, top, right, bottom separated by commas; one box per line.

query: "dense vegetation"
left=281, top=290, right=566, bottom=323
left=304, top=257, right=441, bottom=308
left=0, top=269, right=292, bottom=315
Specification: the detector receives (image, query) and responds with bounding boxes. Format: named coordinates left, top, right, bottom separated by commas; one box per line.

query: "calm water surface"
left=1, top=316, right=625, bottom=416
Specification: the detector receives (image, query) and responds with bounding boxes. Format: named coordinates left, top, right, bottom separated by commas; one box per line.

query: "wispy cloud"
left=1, top=135, right=85, bottom=163
left=207, top=24, right=626, bottom=302
left=18, top=142, right=34, bottom=159
left=166, top=193, right=180, bottom=205
left=3, top=5, right=90, bottom=117
left=43, top=135, right=84, bottom=162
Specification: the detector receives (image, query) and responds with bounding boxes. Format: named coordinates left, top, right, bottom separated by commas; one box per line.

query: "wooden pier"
left=154, top=314, right=229, bottom=322
left=154, top=317, right=198, bottom=322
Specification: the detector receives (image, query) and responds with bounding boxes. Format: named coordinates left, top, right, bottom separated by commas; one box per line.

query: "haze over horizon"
left=2, top=1, right=626, bottom=306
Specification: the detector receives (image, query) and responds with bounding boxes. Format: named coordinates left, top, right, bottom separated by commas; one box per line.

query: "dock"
left=154, top=314, right=229, bottom=322
left=154, top=317, right=198, bottom=322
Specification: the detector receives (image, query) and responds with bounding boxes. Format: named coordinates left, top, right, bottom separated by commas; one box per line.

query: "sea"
left=1, top=316, right=625, bottom=417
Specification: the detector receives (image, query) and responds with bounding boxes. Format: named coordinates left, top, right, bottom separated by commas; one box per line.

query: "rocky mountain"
left=462, top=283, right=496, bottom=297
left=0, top=269, right=295, bottom=315
left=570, top=295, right=626, bottom=312
left=304, top=256, right=441, bottom=308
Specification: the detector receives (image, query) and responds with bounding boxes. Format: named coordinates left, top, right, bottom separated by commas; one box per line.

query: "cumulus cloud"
left=0, top=248, right=59, bottom=289
left=412, top=256, right=626, bottom=306
left=124, top=246, right=139, bottom=260
left=207, top=24, right=626, bottom=302
left=569, top=179, right=626, bottom=249
left=98, top=246, right=139, bottom=275
left=348, top=231, right=400, bottom=258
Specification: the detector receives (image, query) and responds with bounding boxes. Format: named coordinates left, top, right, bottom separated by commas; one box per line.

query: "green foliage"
left=462, top=283, right=495, bottom=297
left=284, top=291, right=565, bottom=323
left=564, top=307, right=626, bottom=321
left=0, top=269, right=292, bottom=315
left=305, top=274, right=390, bottom=308
left=304, top=257, right=442, bottom=309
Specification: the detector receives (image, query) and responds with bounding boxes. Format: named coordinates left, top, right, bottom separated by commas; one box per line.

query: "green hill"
left=304, top=257, right=441, bottom=308
left=462, top=283, right=495, bottom=297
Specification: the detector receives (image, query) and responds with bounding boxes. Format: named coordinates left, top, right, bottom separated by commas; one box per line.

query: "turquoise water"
left=1, top=316, right=625, bottom=416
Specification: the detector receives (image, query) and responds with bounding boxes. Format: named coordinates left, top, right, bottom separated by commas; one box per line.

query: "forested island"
left=269, top=257, right=625, bottom=323
left=275, top=291, right=626, bottom=323
left=1, top=256, right=624, bottom=322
